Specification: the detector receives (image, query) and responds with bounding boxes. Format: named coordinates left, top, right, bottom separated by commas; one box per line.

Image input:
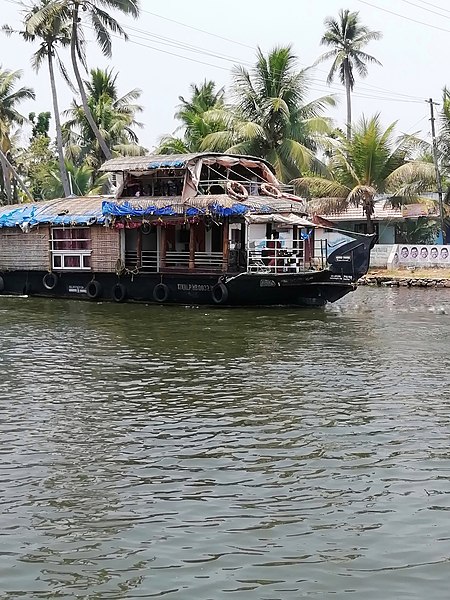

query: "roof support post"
left=136, top=228, right=142, bottom=269
left=189, top=223, right=195, bottom=270
left=159, top=225, right=166, bottom=270
left=222, top=217, right=229, bottom=272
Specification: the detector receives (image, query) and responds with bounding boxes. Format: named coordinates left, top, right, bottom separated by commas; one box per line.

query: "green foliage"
left=318, top=9, right=382, bottom=91
left=29, top=111, right=51, bottom=138
left=157, top=80, right=225, bottom=154
left=15, top=134, right=57, bottom=199
left=44, top=159, right=109, bottom=197
left=0, top=66, right=35, bottom=151
left=62, top=67, right=145, bottom=172
left=396, top=218, right=439, bottom=244
left=317, top=9, right=381, bottom=137
left=0, top=66, right=35, bottom=203
left=201, top=46, right=335, bottom=182
left=295, top=115, right=436, bottom=231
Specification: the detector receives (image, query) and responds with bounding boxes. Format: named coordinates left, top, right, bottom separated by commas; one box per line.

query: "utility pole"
left=426, top=98, right=446, bottom=244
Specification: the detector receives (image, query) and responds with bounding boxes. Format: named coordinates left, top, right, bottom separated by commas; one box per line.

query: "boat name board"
left=334, top=255, right=352, bottom=262
left=68, top=285, right=87, bottom=294
left=260, top=279, right=277, bottom=287
left=177, top=283, right=211, bottom=292
left=330, top=274, right=353, bottom=281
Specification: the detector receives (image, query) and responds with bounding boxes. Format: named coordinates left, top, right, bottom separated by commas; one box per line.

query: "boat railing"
left=125, top=250, right=158, bottom=272
left=165, top=251, right=223, bottom=270
left=246, top=239, right=307, bottom=274
left=125, top=250, right=223, bottom=271
left=197, top=178, right=284, bottom=196
left=313, top=239, right=328, bottom=270
left=193, top=251, right=223, bottom=269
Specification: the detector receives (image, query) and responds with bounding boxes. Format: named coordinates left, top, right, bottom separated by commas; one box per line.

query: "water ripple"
left=1, top=288, right=450, bottom=599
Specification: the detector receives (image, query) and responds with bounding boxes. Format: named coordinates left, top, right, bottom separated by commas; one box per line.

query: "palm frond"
left=292, top=176, right=350, bottom=199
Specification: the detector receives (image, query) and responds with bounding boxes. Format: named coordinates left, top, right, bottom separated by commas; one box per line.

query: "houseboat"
left=0, top=153, right=375, bottom=307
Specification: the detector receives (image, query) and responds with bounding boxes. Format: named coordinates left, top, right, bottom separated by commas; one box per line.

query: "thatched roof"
left=99, top=152, right=276, bottom=173
left=0, top=196, right=111, bottom=228
left=0, top=190, right=308, bottom=229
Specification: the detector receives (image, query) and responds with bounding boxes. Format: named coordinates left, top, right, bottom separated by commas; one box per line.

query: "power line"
left=357, top=0, right=450, bottom=33
left=139, top=7, right=255, bottom=51
left=3, top=0, right=432, bottom=107
left=84, top=25, right=231, bottom=72
left=124, top=25, right=253, bottom=67
left=397, top=0, right=450, bottom=20
left=414, top=0, right=450, bottom=15
left=123, top=23, right=425, bottom=103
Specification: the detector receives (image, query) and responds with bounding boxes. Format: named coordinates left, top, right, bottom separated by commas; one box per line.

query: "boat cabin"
left=99, top=152, right=324, bottom=275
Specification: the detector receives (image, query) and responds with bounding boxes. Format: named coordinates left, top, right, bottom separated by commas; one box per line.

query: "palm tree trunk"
left=364, top=199, right=375, bottom=234
left=70, top=6, right=112, bottom=161
left=0, top=152, right=12, bottom=204
left=47, top=48, right=71, bottom=198
left=0, top=148, right=34, bottom=203
left=344, top=61, right=352, bottom=140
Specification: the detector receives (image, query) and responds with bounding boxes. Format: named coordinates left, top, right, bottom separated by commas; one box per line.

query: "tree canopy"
left=201, top=46, right=335, bottom=182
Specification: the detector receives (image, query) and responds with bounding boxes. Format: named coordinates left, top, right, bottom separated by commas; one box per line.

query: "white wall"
left=388, top=244, right=450, bottom=269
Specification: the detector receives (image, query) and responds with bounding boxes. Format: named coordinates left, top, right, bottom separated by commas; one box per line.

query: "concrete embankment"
left=359, top=270, right=450, bottom=288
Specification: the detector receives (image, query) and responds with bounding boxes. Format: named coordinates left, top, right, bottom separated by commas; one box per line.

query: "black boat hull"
left=0, top=269, right=356, bottom=306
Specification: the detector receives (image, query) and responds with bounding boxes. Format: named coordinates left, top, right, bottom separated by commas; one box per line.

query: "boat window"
left=120, top=170, right=184, bottom=198
left=50, top=227, right=92, bottom=271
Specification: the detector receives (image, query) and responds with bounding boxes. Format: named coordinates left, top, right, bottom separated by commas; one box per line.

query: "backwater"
left=1, top=287, right=450, bottom=599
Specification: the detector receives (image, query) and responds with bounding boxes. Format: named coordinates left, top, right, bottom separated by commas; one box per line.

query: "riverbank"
left=359, top=268, right=450, bottom=287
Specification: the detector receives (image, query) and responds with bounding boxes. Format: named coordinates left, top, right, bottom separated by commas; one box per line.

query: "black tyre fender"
left=0, top=275, right=4, bottom=293
left=153, top=283, right=170, bottom=303
left=86, top=280, right=102, bottom=300
left=211, top=282, right=229, bottom=304
left=112, top=282, right=127, bottom=303
left=43, top=272, right=58, bottom=291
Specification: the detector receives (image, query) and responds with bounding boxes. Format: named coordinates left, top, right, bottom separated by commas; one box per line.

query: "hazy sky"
left=0, top=0, right=448, bottom=151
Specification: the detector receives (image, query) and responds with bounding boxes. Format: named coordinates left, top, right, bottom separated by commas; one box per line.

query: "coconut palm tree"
left=0, top=67, right=35, bottom=203
left=44, top=159, right=109, bottom=197
left=294, top=115, right=437, bottom=233
left=3, top=1, right=73, bottom=197
left=316, top=9, right=382, bottom=139
left=62, top=67, right=145, bottom=174
left=157, top=80, right=225, bottom=154
left=27, top=0, right=140, bottom=162
left=201, top=46, right=335, bottom=182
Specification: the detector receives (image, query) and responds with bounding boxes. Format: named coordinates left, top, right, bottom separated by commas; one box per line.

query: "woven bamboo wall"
left=91, top=226, right=120, bottom=272
left=0, top=227, right=50, bottom=270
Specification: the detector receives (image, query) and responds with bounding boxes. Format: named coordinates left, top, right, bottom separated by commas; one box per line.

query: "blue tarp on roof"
left=147, top=159, right=187, bottom=169
left=0, top=198, right=106, bottom=228
left=101, top=200, right=254, bottom=218
left=0, top=205, right=38, bottom=228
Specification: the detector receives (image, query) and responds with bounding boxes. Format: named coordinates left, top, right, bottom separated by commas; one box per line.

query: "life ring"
left=86, top=280, right=102, bottom=300
left=211, top=282, right=229, bottom=304
left=0, top=275, right=4, bottom=293
left=226, top=181, right=248, bottom=200
left=43, top=272, right=58, bottom=291
left=260, top=183, right=282, bottom=198
left=112, top=283, right=127, bottom=303
left=153, top=283, right=170, bottom=303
